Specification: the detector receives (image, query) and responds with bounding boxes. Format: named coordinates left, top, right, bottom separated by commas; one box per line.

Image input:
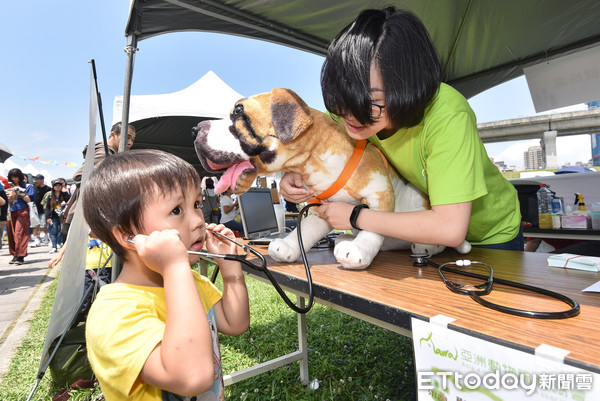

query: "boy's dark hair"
left=321, top=7, right=442, bottom=129
left=205, top=178, right=214, bottom=189
left=82, top=149, right=200, bottom=261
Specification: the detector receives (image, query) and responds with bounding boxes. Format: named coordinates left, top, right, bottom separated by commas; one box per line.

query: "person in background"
left=58, top=177, right=71, bottom=195
left=45, top=179, right=70, bottom=253
left=62, top=122, right=136, bottom=239
left=220, top=187, right=244, bottom=236
left=82, top=149, right=249, bottom=400
left=32, top=174, right=51, bottom=246
left=6, top=168, right=35, bottom=265
left=0, top=176, right=8, bottom=249
left=201, top=177, right=220, bottom=224
left=0, top=179, right=7, bottom=250
left=280, top=7, right=523, bottom=251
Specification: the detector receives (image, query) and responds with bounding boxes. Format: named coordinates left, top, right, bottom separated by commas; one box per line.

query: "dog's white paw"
left=411, top=243, right=446, bottom=256
left=268, top=238, right=301, bottom=262
left=455, top=240, right=471, bottom=254
left=333, top=241, right=375, bottom=270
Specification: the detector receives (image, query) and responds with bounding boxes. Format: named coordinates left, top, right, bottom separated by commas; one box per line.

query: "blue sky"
left=0, top=1, right=592, bottom=182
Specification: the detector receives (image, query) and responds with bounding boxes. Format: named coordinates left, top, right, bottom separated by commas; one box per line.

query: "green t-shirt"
left=368, top=83, right=521, bottom=245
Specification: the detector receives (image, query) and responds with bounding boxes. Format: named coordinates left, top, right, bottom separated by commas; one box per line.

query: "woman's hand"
left=279, top=172, right=314, bottom=203
left=48, top=246, right=66, bottom=268
left=318, top=201, right=356, bottom=230
left=7, top=190, right=17, bottom=203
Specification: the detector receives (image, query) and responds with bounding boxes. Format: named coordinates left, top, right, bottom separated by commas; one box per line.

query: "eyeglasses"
left=370, top=103, right=386, bottom=118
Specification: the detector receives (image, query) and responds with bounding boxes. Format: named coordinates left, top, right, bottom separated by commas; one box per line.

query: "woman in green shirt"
left=280, top=7, right=523, bottom=250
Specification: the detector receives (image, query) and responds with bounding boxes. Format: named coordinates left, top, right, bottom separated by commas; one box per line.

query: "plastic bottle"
left=573, top=193, right=592, bottom=228
left=551, top=195, right=563, bottom=228
left=551, top=196, right=563, bottom=214
left=537, top=184, right=553, bottom=229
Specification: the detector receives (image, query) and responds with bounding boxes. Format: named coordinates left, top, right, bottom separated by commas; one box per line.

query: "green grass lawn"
left=0, top=264, right=415, bottom=401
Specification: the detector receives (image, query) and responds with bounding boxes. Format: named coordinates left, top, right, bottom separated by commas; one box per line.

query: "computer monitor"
left=238, top=188, right=280, bottom=240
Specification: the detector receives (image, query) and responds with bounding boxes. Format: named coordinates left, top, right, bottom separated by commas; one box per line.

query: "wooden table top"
left=242, top=245, right=600, bottom=373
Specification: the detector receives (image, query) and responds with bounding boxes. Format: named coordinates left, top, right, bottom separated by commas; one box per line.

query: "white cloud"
left=556, top=135, right=592, bottom=165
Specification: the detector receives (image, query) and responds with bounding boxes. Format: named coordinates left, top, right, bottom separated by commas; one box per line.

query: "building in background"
left=524, top=145, right=543, bottom=170
left=589, top=100, right=600, bottom=167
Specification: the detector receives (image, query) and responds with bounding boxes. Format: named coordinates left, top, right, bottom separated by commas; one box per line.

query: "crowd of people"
left=0, top=170, right=72, bottom=264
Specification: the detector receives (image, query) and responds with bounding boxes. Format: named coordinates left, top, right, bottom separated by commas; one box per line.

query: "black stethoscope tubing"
left=416, top=256, right=580, bottom=319
left=206, top=203, right=319, bottom=314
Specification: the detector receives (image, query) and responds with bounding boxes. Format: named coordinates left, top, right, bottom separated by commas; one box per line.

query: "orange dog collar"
left=310, top=139, right=368, bottom=204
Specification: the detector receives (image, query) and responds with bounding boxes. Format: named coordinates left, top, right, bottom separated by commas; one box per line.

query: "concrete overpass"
left=477, top=108, right=600, bottom=168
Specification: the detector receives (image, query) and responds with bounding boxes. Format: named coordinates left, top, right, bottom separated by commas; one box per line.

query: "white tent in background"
left=0, top=159, right=20, bottom=177
left=112, top=70, right=243, bottom=124
left=112, top=70, right=243, bottom=175
left=23, top=163, right=40, bottom=177
left=39, top=169, right=55, bottom=183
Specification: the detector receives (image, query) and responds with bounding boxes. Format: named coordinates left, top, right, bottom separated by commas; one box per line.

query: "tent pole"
left=119, top=33, right=138, bottom=153
left=114, top=33, right=138, bottom=280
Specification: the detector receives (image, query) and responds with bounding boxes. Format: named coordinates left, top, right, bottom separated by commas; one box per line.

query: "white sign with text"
left=412, top=317, right=599, bottom=401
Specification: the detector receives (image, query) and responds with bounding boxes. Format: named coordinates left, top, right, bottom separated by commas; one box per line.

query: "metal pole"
left=113, top=33, right=138, bottom=280
left=89, top=59, right=109, bottom=156
left=119, top=34, right=138, bottom=153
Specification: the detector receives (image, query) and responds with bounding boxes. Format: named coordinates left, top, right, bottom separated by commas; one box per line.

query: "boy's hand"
left=205, top=224, right=237, bottom=255
left=132, top=230, right=189, bottom=275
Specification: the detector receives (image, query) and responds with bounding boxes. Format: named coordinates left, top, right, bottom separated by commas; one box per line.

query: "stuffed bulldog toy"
left=193, top=88, right=470, bottom=270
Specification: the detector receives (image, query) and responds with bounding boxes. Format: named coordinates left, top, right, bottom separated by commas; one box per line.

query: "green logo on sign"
left=419, top=332, right=458, bottom=360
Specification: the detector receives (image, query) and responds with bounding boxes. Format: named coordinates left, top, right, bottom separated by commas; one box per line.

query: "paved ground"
left=0, top=237, right=58, bottom=384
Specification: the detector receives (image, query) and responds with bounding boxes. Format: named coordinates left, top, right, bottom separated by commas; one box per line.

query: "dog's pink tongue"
left=215, top=160, right=254, bottom=194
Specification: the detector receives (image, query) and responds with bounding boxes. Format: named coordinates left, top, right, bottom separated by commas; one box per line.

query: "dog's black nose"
left=192, top=120, right=212, bottom=140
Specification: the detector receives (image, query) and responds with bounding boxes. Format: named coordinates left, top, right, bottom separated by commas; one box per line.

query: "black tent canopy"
left=124, top=0, right=600, bottom=99
left=118, top=0, right=600, bottom=172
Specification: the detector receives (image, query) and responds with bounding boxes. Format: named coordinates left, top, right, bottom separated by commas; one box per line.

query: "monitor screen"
left=238, top=188, right=280, bottom=239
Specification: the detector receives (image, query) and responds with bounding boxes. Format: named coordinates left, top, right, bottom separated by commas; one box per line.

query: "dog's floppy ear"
left=270, top=88, right=313, bottom=143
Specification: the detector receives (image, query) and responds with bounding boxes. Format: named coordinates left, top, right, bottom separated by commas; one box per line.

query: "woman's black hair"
left=7, top=168, right=24, bottom=185
left=321, top=7, right=442, bottom=129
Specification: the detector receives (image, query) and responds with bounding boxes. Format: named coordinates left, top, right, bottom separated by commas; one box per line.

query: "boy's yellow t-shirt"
left=86, top=271, right=223, bottom=401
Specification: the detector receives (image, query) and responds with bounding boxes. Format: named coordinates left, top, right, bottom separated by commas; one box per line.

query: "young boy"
left=82, top=149, right=250, bottom=400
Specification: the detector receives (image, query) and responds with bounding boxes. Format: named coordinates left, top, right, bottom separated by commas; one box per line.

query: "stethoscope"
left=128, top=203, right=318, bottom=314
left=410, top=253, right=580, bottom=319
